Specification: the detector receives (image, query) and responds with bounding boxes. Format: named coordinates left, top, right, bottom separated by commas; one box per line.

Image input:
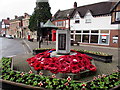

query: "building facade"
left=52, top=1, right=120, bottom=48
left=9, top=13, right=36, bottom=39
left=1, top=18, right=10, bottom=37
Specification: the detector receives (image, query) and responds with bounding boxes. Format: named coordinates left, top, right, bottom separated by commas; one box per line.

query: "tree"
left=28, top=1, right=52, bottom=48
left=29, top=2, right=52, bottom=32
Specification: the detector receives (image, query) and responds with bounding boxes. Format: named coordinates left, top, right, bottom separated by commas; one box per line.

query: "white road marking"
left=6, top=55, right=16, bottom=57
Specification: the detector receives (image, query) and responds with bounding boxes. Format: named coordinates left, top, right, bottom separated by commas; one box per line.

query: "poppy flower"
left=70, top=65, right=80, bottom=73
left=26, top=49, right=96, bottom=74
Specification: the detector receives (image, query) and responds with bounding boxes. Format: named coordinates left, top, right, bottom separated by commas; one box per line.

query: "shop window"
left=90, top=35, right=98, bottom=43
left=82, top=35, right=89, bottom=43
left=71, top=35, right=73, bottom=38
left=91, top=30, right=99, bottom=33
left=75, top=35, right=81, bottom=42
left=99, top=35, right=109, bottom=44
left=71, top=31, right=74, bottom=33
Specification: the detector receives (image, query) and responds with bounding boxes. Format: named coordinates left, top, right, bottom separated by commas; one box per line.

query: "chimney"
left=15, top=15, right=18, bottom=19
left=74, top=2, right=77, bottom=8
left=7, top=17, right=10, bottom=20
left=24, top=13, right=28, bottom=17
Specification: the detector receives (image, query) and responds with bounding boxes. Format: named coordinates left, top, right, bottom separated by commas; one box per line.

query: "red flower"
left=70, top=65, right=80, bottom=73
left=26, top=49, right=96, bottom=74
left=34, top=62, right=42, bottom=70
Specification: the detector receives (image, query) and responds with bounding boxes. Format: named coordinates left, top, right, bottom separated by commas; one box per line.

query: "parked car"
left=6, top=35, right=14, bottom=39
left=71, top=40, right=79, bottom=46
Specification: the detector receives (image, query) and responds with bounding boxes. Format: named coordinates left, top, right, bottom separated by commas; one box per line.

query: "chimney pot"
left=74, top=2, right=77, bottom=8
left=7, top=17, right=10, bottom=20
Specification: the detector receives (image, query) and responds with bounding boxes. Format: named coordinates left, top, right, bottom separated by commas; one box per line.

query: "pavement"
left=12, top=39, right=119, bottom=81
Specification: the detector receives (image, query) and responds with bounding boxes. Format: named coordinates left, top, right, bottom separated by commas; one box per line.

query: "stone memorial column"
left=56, top=30, right=71, bottom=55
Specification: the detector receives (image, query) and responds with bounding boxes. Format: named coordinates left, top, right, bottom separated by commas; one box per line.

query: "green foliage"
left=1, top=57, right=120, bottom=90
left=29, top=2, right=52, bottom=32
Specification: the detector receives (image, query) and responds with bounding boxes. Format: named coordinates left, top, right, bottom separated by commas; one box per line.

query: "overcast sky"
left=0, top=0, right=116, bottom=20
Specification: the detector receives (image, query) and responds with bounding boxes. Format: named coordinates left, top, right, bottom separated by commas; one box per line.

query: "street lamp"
left=37, top=20, right=43, bottom=48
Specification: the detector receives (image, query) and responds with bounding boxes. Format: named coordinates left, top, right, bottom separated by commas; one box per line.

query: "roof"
left=52, top=9, right=75, bottom=21
left=10, top=16, right=24, bottom=22
left=43, top=19, right=58, bottom=29
left=52, top=1, right=116, bottom=20
left=75, top=2, right=116, bottom=17
left=110, top=0, right=120, bottom=12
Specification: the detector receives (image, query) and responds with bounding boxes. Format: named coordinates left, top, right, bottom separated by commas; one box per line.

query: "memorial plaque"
left=56, top=30, right=70, bottom=54
left=58, top=34, right=66, bottom=50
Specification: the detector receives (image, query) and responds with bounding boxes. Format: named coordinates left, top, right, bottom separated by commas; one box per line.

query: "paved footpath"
left=12, top=39, right=119, bottom=81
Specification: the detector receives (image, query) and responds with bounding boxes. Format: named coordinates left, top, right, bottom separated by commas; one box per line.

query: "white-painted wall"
left=70, top=14, right=118, bottom=30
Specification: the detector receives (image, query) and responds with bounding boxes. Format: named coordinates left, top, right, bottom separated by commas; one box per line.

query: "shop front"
left=71, top=30, right=119, bottom=47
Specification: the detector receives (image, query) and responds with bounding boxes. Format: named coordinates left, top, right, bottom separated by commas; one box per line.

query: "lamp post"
left=37, top=20, right=43, bottom=48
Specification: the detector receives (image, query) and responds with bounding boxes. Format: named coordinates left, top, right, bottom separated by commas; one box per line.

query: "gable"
left=111, top=1, right=120, bottom=12
left=84, top=10, right=93, bottom=18
left=73, top=11, right=81, bottom=19
left=111, top=1, right=120, bottom=24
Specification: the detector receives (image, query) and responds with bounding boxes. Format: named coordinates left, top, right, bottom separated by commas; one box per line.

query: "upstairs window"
left=75, top=14, right=80, bottom=23
left=57, top=21, right=63, bottom=27
left=115, top=11, right=120, bottom=21
left=85, top=12, right=92, bottom=23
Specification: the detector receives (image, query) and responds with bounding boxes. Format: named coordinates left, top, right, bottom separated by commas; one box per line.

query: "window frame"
left=115, top=11, right=120, bottom=21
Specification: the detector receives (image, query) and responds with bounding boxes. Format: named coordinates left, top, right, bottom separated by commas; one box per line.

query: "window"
left=83, top=30, right=89, bottom=33
left=82, top=35, right=89, bottom=43
left=85, top=19, right=91, bottom=23
left=76, top=31, right=81, bottom=33
left=71, top=31, right=74, bottom=33
left=85, top=13, right=92, bottom=23
left=75, top=35, right=81, bottom=42
left=100, top=30, right=109, bottom=34
left=90, top=35, right=98, bottom=43
left=71, top=35, right=73, bottom=38
left=99, top=35, right=109, bottom=44
left=75, top=20, right=80, bottom=23
left=75, top=14, right=80, bottom=23
left=57, top=21, right=63, bottom=26
left=91, top=30, right=99, bottom=33
left=116, top=11, right=120, bottom=21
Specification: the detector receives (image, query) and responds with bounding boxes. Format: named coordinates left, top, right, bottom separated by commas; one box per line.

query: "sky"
left=0, top=0, right=117, bottom=20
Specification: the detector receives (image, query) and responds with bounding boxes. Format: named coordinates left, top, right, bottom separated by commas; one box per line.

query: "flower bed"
left=77, top=49, right=112, bottom=63
left=33, top=48, right=113, bottom=63
left=27, top=49, right=96, bottom=75
left=1, top=57, right=120, bottom=90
